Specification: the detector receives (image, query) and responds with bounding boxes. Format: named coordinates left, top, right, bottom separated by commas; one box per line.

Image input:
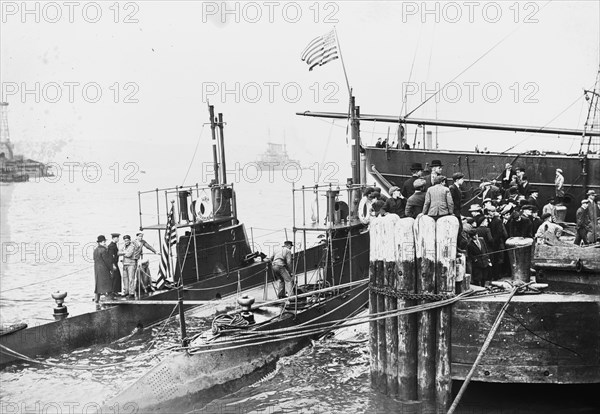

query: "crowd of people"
left=359, top=160, right=600, bottom=287
left=93, top=232, right=158, bottom=302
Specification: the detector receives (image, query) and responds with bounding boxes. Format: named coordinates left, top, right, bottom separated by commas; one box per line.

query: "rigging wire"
left=181, top=124, right=206, bottom=185
left=405, top=1, right=552, bottom=119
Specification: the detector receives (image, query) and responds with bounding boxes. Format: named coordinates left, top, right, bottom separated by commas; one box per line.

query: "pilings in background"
left=369, top=214, right=460, bottom=413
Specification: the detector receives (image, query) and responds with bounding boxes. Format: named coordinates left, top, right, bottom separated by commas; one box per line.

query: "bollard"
left=51, top=291, right=68, bottom=320
left=506, top=237, right=533, bottom=283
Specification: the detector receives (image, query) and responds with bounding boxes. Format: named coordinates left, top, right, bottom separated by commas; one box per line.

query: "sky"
left=1, top=0, right=599, bottom=184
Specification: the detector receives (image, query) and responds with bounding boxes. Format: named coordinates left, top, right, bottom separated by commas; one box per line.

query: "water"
left=1, top=169, right=599, bottom=414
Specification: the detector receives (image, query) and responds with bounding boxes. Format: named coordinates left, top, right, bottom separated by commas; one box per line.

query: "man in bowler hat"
left=422, top=159, right=443, bottom=190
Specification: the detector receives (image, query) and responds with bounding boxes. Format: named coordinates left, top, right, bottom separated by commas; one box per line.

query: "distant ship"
left=0, top=102, right=52, bottom=182
left=256, top=131, right=301, bottom=170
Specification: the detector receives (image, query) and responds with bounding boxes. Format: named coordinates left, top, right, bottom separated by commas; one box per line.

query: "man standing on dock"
left=268, top=240, right=294, bottom=299
left=423, top=159, right=443, bottom=189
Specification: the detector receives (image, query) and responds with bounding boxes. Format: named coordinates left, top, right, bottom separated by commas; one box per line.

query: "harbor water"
left=1, top=168, right=598, bottom=414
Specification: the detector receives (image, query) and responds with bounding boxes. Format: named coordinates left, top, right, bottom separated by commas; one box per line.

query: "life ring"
left=195, top=192, right=213, bottom=221
left=358, top=197, right=372, bottom=224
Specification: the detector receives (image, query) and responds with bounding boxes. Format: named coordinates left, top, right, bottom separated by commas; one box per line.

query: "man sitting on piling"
left=267, top=241, right=295, bottom=299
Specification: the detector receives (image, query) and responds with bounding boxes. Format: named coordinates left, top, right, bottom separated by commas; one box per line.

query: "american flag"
left=156, top=204, right=177, bottom=289
left=301, top=30, right=339, bottom=71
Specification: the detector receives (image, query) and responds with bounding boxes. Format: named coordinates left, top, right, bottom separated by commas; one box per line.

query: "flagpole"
left=333, top=26, right=351, bottom=97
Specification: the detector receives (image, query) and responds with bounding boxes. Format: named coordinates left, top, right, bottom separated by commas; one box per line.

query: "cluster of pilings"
left=369, top=214, right=461, bottom=413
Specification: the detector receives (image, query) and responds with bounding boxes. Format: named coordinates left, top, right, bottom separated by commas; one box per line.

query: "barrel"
left=555, top=205, right=567, bottom=222
left=505, top=237, right=533, bottom=283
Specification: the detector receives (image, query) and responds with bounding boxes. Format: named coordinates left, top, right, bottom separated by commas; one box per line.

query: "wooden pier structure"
left=369, top=214, right=461, bottom=413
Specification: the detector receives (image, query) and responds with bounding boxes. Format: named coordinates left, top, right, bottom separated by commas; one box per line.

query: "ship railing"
left=292, top=182, right=366, bottom=233
left=138, top=183, right=237, bottom=231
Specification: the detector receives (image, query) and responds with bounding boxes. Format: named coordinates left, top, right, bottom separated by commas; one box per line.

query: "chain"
left=369, top=283, right=456, bottom=301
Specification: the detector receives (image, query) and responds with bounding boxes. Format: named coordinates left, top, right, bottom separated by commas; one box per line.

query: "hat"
left=410, top=162, right=424, bottom=171
left=389, top=186, right=400, bottom=194
left=581, top=199, right=590, bottom=204
left=541, top=212, right=552, bottom=221
left=587, top=190, right=596, bottom=196
left=556, top=168, right=563, bottom=174
left=136, top=232, right=144, bottom=237
left=413, top=178, right=426, bottom=190
left=505, top=163, right=512, bottom=169
left=500, top=204, right=514, bottom=215
left=111, top=233, right=120, bottom=238
left=96, top=235, right=106, bottom=243
left=482, top=198, right=492, bottom=204
left=479, top=180, right=491, bottom=189
left=529, top=187, right=539, bottom=194
left=433, top=175, right=446, bottom=185
left=522, top=204, right=535, bottom=211
left=452, top=172, right=464, bottom=181
left=486, top=206, right=497, bottom=213
left=468, top=204, right=482, bottom=212
left=123, top=235, right=131, bottom=240
left=283, top=240, right=293, bottom=246
left=430, top=160, right=443, bottom=168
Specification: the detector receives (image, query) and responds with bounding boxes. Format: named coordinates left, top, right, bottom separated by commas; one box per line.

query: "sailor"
left=401, top=162, right=424, bottom=198
left=119, top=235, right=136, bottom=298
left=422, top=159, right=443, bottom=189
left=555, top=168, right=565, bottom=203
left=107, top=233, right=122, bottom=296
left=93, top=235, right=114, bottom=302
left=131, top=232, right=157, bottom=296
left=384, top=186, right=406, bottom=217
left=375, top=138, right=384, bottom=148
left=268, top=241, right=294, bottom=299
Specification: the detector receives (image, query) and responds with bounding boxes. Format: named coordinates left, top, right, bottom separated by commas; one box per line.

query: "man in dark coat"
left=405, top=178, right=427, bottom=218
left=450, top=172, right=464, bottom=219
left=94, top=235, right=114, bottom=302
left=526, top=188, right=541, bottom=211
left=107, top=233, right=122, bottom=295
left=575, top=199, right=591, bottom=245
left=401, top=162, right=423, bottom=198
left=507, top=206, right=534, bottom=238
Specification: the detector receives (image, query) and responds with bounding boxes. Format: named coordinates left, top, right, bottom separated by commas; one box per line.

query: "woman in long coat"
left=94, top=235, right=114, bottom=302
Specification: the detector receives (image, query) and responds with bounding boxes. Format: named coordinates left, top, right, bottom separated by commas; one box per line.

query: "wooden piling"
left=435, top=215, right=459, bottom=413
left=384, top=260, right=399, bottom=396
left=369, top=260, right=379, bottom=387
left=376, top=259, right=387, bottom=394
left=396, top=217, right=417, bottom=400
left=413, top=215, right=437, bottom=405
